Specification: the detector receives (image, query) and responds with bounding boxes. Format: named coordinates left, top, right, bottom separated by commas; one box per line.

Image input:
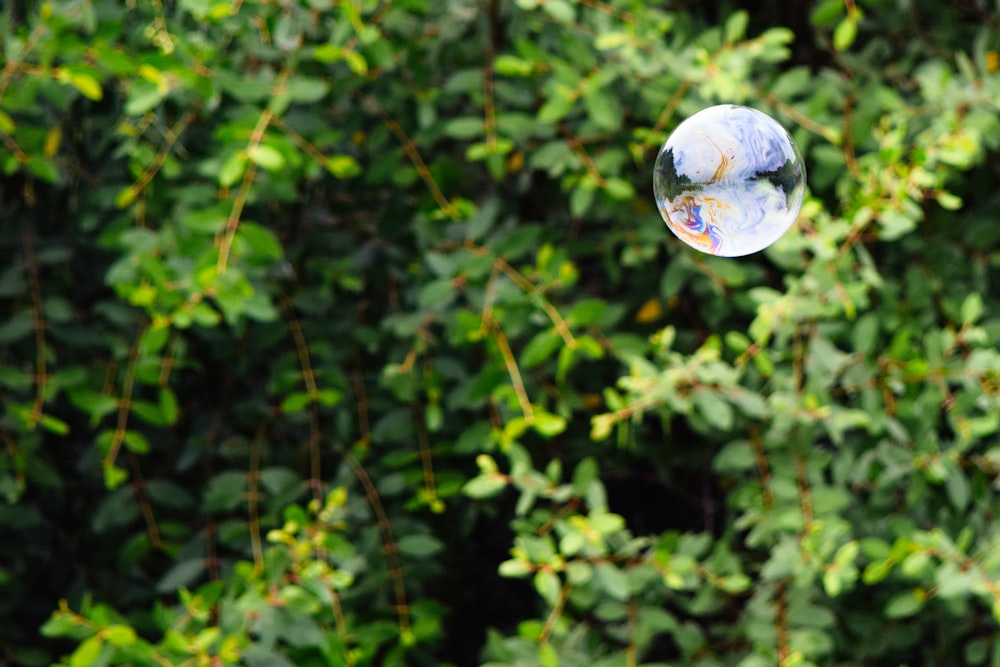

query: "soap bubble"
left=653, top=104, right=806, bottom=257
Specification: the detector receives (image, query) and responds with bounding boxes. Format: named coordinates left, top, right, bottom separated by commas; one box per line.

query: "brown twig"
left=128, top=452, right=162, bottom=548
left=413, top=398, right=440, bottom=510
left=490, top=320, right=535, bottom=421
left=343, top=448, right=411, bottom=638
left=775, top=579, right=790, bottom=664
left=104, top=325, right=144, bottom=476
left=366, top=98, right=460, bottom=220
left=538, top=580, right=570, bottom=644
left=625, top=600, right=638, bottom=667
left=248, top=424, right=265, bottom=571
left=748, top=424, right=774, bottom=509
left=20, top=223, right=47, bottom=430
left=282, top=296, right=324, bottom=504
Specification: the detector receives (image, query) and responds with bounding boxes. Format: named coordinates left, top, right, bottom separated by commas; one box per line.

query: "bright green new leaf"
left=219, top=152, right=249, bottom=187
left=246, top=144, right=286, bottom=171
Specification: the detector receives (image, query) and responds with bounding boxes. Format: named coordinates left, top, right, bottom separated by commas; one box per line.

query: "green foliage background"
left=2, top=0, right=1000, bottom=665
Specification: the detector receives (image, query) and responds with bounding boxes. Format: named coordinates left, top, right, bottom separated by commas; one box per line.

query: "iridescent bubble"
left=653, top=104, right=806, bottom=257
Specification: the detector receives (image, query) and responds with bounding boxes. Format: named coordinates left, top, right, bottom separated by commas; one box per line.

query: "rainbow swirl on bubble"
left=653, top=105, right=806, bottom=257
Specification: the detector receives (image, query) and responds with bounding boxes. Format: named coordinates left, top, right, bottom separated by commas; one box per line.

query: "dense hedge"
left=2, top=1, right=1000, bottom=665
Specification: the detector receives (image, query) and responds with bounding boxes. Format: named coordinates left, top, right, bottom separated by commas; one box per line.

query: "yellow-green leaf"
left=219, top=152, right=248, bottom=187
left=69, top=72, right=104, bottom=101
left=246, top=144, right=285, bottom=171
left=0, top=109, right=14, bottom=134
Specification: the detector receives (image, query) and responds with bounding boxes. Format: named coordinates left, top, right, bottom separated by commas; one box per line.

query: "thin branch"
left=325, top=581, right=356, bottom=666
left=483, top=0, right=498, bottom=151
left=579, top=0, right=635, bottom=23
left=282, top=296, right=324, bottom=504
left=218, top=67, right=293, bottom=273
left=104, top=325, right=144, bottom=475
left=758, top=88, right=841, bottom=144
left=342, top=448, right=411, bottom=637
left=539, top=580, right=570, bottom=644
left=248, top=424, right=265, bottom=572
left=0, top=19, right=48, bottom=104
left=121, top=111, right=196, bottom=206
left=217, top=104, right=272, bottom=274
left=625, top=600, right=638, bottom=667
left=490, top=320, right=534, bottom=421
left=20, top=223, right=47, bottom=430
left=748, top=424, right=774, bottom=509
left=775, top=579, right=790, bottom=665
left=128, top=452, right=162, bottom=548
left=650, top=80, right=691, bottom=145
left=558, top=123, right=606, bottom=187
left=413, top=398, right=440, bottom=510
left=794, top=450, right=814, bottom=549
left=365, top=98, right=460, bottom=220
left=494, top=257, right=577, bottom=348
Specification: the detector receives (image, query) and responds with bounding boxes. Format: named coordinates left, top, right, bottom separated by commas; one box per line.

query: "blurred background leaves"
left=2, top=0, right=1000, bottom=665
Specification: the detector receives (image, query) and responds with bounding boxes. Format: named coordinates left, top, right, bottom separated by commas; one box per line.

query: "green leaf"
left=25, top=156, right=60, bottom=183
left=103, top=463, right=128, bottom=490
left=583, top=87, right=621, bottom=132
left=811, top=0, right=844, bottom=27
left=326, top=154, right=361, bottom=178
left=158, top=388, right=179, bottom=425
left=945, top=469, right=970, bottom=510
left=594, top=32, right=631, bottom=50
left=156, top=558, right=206, bottom=593
left=494, top=55, right=534, bottom=77
left=531, top=411, right=566, bottom=438
left=538, top=86, right=577, bottom=124
left=539, top=643, right=558, bottom=667
left=498, top=559, right=533, bottom=578
left=103, top=625, right=137, bottom=647
left=713, top=441, right=755, bottom=474
left=38, top=413, right=70, bottom=435
left=180, top=205, right=228, bottom=234
left=68, top=72, right=104, bottom=101
left=115, top=186, right=139, bottom=209
left=594, top=563, right=628, bottom=600
left=692, top=389, right=734, bottom=431
left=533, top=570, right=561, bottom=605
left=464, top=474, right=507, bottom=499
left=833, top=14, right=858, bottom=51
left=960, top=293, right=983, bottom=325
left=572, top=458, right=598, bottom=497
left=603, top=178, right=634, bottom=200
left=285, top=76, right=330, bottom=103
left=884, top=590, right=925, bottom=618
left=417, top=278, right=456, bottom=310
left=521, top=329, right=561, bottom=368
left=720, top=573, right=751, bottom=594
left=124, top=80, right=167, bottom=115
left=238, top=222, right=284, bottom=260
left=146, top=479, right=195, bottom=509
left=246, top=144, right=286, bottom=171
left=724, top=10, right=749, bottom=42
left=70, top=635, right=104, bottom=667
left=203, top=471, right=247, bottom=511
left=219, top=152, right=249, bottom=187
left=122, top=430, right=150, bottom=453
left=443, top=117, right=484, bottom=140
left=398, top=534, right=443, bottom=557
left=0, top=312, right=34, bottom=343
left=0, top=109, right=15, bottom=134
left=540, top=0, right=574, bottom=22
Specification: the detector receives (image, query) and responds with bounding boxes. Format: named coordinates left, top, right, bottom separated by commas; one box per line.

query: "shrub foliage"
left=2, top=0, right=1000, bottom=665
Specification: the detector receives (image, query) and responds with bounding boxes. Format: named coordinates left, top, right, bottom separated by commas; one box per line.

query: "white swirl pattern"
left=653, top=105, right=806, bottom=257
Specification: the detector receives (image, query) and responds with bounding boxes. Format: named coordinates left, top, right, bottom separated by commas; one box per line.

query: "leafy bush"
left=2, top=0, right=1000, bottom=665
